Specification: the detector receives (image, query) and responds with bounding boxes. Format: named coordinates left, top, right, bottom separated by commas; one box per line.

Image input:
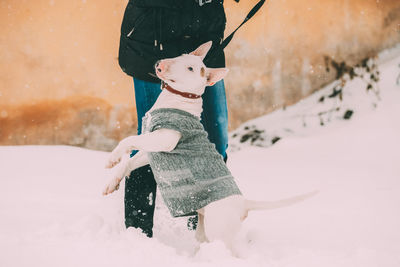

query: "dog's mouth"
left=155, top=70, right=165, bottom=80
left=155, top=72, right=176, bottom=84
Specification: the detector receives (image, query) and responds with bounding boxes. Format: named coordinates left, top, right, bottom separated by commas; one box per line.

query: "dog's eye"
left=188, top=67, right=194, bottom=72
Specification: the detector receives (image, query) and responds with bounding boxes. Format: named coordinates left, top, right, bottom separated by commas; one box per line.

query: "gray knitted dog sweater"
left=142, top=108, right=242, bottom=217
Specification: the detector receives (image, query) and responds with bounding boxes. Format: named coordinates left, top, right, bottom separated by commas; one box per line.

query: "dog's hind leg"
left=195, top=213, right=208, bottom=243
left=202, top=197, right=244, bottom=253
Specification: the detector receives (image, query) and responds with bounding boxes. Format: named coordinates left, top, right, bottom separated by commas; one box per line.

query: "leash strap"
left=205, top=0, right=266, bottom=62
left=221, top=0, right=266, bottom=50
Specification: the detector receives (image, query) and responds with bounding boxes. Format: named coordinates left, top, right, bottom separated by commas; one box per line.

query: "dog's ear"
left=190, top=41, right=213, bottom=60
left=206, top=68, right=229, bottom=86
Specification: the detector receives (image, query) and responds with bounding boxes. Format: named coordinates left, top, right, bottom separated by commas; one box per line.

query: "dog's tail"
left=245, top=190, right=319, bottom=212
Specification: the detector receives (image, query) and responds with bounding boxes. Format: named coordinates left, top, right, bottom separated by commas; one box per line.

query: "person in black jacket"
left=118, top=0, right=229, bottom=237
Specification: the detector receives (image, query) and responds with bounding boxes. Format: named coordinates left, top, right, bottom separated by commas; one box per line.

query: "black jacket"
left=118, top=0, right=226, bottom=82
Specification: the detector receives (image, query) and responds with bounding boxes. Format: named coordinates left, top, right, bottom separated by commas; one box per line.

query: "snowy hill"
left=230, top=46, right=400, bottom=152
left=0, top=47, right=399, bottom=267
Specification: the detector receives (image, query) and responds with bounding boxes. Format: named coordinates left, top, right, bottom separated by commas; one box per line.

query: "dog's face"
left=155, top=42, right=229, bottom=96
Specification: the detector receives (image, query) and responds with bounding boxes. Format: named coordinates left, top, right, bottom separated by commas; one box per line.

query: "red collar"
left=161, top=81, right=202, bottom=99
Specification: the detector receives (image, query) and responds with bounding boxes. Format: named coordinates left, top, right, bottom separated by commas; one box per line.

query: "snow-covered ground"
left=1, top=48, right=399, bottom=267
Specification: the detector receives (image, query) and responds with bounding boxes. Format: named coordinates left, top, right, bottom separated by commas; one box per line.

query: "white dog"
left=103, top=41, right=317, bottom=253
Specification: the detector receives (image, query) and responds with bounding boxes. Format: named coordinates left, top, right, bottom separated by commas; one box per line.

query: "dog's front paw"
left=103, top=176, right=123, bottom=195
left=105, top=137, right=137, bottom=169
left=105, top=146, right=126, bottom=168
left=105, top=154, right=121, bottom=169
left=103, top=159, right=130, bottom=195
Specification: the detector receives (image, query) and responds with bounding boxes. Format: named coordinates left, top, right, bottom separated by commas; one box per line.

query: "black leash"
left=221, top=0, right=266, bottom=50
left=205, top=0, right=266, bottom=63
left=148, top=0, right=267, bottom=78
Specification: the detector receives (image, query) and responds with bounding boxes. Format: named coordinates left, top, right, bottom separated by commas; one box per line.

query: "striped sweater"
left=142, top=108, right=241, bottom=217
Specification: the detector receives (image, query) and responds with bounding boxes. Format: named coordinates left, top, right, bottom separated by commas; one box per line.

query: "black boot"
left=124, top=165, right=157, bottom=237
left=187, top=214, right=198, bottom=231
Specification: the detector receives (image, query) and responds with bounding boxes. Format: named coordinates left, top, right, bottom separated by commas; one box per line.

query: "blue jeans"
left=124, top=78, right=229, bottom=236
